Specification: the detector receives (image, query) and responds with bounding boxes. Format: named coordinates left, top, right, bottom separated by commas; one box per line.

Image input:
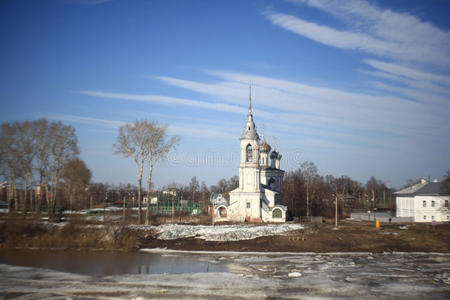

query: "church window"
left=272, top=208, right=282, bottom=218
left=246, top=144, right=253, bottom=162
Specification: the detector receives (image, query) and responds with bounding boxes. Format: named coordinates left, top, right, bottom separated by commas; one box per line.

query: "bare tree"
left=0, top=123, right=20, bottom=211
left=62, top=158, right=92, bottom=211
left=48, top=122, right=79, bottom=220
left=15, top=121, right=38, bottom=214
left=189, top=176, right=199, bottom=202
left=113, top=120, right=177, bottom=224
left=34, top=118, right=52, bottom=212
left=365, top=176, right=386, bottom=210
left=144, top=122, right=179, bottom=224
left=301, top=161, right=318, bottom=217
left=114, top=121, right=149, bottom=224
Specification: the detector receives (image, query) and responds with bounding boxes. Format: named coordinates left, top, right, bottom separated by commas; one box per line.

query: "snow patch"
left=153, top=224, right=303, bottom=241
left=288, top=272, right=302, bottom=278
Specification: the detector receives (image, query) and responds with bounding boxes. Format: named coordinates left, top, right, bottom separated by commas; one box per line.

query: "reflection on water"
left=0, top=250, right=227, bottom=276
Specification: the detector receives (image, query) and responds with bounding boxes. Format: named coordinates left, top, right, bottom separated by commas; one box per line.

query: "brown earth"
left=140, top=221, right=450, bottom=253
left=1, top=216, right=449, bottom=253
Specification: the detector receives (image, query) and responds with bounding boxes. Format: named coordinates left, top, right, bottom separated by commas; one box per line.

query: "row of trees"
left=0, top=119, right=91, bottom=219
left=282, top=161, right=395, bottom=218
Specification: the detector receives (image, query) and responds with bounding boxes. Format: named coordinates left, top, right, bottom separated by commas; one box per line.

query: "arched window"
left=423, top=200, right=426, bottom=207
left=272, top=208, right=282, bottom=218
left=246, top=144, right=253, bottom=162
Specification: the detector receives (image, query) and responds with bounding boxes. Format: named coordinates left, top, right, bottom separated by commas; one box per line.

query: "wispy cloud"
left=85, top=68, right=450, bottom=148
left=48, top=113, right=237, bottom=141
left=363, top=59, right=450, bottom=87
left=78, top=90, right=252, bottom=116
left=153, top=71, right=446, bottom=137
left=47, top=114, right=125, bottom=128
left=268, top=0, right=450, bottom=66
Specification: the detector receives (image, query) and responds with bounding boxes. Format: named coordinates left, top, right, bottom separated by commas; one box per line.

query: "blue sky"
left=1, top=0, right=449, bottom=189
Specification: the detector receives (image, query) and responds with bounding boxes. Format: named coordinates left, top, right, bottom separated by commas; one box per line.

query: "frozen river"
left=0, top=250, right=449, bottom=299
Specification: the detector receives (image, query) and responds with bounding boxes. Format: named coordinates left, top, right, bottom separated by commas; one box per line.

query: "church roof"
left=240, top=114, right=259, bottom=140
left=261, top=184, right=279, bottom=193
left=240, top=84, right=259, bottom=140
left=260, top=140, right=271, bottom=153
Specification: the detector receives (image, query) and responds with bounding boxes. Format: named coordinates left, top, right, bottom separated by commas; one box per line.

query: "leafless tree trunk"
left=113, top=121, right=150, bottom=224
left=301, top=161, right=318, bottom=217
left=144, top=122, right=180, bottom=225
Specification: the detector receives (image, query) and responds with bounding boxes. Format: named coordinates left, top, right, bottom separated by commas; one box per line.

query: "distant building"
left=162, top=188, right=178, bottom=197
left=213, top=86, right=287, bottom=223
left=395, top=179, right=450, bottom=222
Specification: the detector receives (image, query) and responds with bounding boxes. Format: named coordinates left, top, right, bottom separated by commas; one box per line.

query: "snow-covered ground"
left=1, top=252, right=449, bottom=299
left=152, top=223, right=304, bottom=241
left=128, top=223, right=304, bottom=241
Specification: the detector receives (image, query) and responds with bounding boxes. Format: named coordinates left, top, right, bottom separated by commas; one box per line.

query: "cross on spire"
left=248, top=80, right=252, bottom=115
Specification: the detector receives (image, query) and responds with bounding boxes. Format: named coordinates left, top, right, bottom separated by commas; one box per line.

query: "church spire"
left=241, top=80, right=259, bottom=141
left=248, top=80, right=252, bottom=115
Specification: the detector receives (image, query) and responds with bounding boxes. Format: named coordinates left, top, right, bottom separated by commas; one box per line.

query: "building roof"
left=395, top=180, right=449, bottom=196
left=261, top=184, right=279, bottom=193
left=240, top=85, right=260, bottom=141
left=240, top=113, right=259, bottom=140
left=260, top=140, right=271, bottom=153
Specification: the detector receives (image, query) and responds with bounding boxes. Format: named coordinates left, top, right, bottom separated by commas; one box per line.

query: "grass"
left=0, top=217, right=140, bottom=251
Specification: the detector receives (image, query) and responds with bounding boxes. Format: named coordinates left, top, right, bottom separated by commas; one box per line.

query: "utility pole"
left=335, top=194, right=338, bottom=228
left=123, top=196, right=126, bottom=221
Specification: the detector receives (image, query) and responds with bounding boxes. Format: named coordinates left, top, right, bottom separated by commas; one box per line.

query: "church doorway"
left=218, top=206, right=227, bottom=217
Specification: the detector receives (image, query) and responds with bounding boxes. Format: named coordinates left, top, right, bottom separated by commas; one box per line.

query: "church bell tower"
left=238, top=84, right=261, bottom=192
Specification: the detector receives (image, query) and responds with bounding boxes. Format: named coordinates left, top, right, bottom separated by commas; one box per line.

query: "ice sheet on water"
left=2, top=252, right=450, bottom=299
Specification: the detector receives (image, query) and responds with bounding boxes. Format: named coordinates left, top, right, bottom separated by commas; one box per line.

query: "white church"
left=213, top=87, right=287, bottom=223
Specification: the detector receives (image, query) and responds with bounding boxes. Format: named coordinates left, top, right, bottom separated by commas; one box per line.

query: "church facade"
left=214, top=89, right=287, bottom=223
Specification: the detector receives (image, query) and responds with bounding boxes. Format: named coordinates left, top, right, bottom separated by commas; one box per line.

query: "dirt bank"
left=140, top=221, right=450, bottom=253
left=1, top=218, right=449, bottom=253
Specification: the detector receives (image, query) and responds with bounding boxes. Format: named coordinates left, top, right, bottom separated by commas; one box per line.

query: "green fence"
left=149, top=202, right=200, bottom=215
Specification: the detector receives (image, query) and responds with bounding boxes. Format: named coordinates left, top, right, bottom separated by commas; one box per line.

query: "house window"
left=424, top=215, right=427, bottom=220
left=423, top=201, right=426, bottom=207
left=246, top=144, right=253, bottom=162
left=432, top=215, right=435, bottom=220
left=445, top=200, right=449, bottom=208
left=431, top=201, right=435, bottom=207
left=246, top=202, right=250, bottom=209
left=447, top=215, right=449, bottom=221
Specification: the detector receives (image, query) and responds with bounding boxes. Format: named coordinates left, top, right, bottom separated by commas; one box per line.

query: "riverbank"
left=139, top=222, right=450, bottom=253
left=1, top=217, right=449, bottom=253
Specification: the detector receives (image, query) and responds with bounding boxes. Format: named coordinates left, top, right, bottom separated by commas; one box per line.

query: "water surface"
left=0, top=249, right=227, bottom=276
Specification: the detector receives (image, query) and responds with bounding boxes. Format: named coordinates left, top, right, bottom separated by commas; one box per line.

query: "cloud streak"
left=268, top=0, right=450, bottom=66
left=46, top=114, right=125, bottom=128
